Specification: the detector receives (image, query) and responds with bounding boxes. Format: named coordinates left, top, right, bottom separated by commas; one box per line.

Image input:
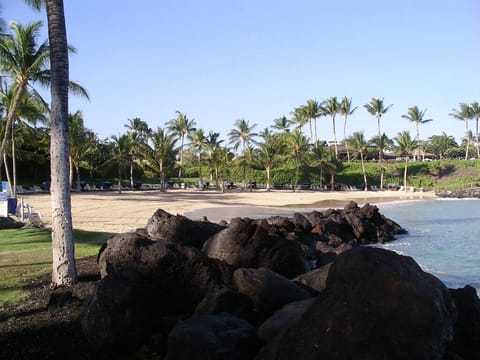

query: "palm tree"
left=339, top=96, right=357, bottom=161
left=401, top=106, right=432, bottom=141
left=228, top=118, right=257, bottom=189
left=450, top=103, right=472, bottom=160
left=124, top=117, right=150, bottom=188
left=394, top=131, right=419, bottom=191
left=322, top=97, right=340, bottom=157
left=68, top=111, right=97, bottom=192
left=470, top=101, right=480, bottom=158
left=204, top=131, right=224, bottom=187
left=364, top=98, right=393, bottom=139
left=425, top=132, right=457, bottom=159
left=302, top=99, right=322, bottom=143
left=109, top=134, right=132, bottom=193
left=270, top=115, right=290, bottom=133
left=310, top=141, right=335, bottom=188
left=166, top=111, right=196, bottom=182
left=188, top=128, right=207, bottom=187
left=141, top=127, right=177, bottom=192
left=0, top=82, right=47, bottom=196
left=290, top=106, right=308, bottom=134
left=370, top=133, right=391, bottom=190
left=254, top=134, right=282, bottom=191
left=287, top=129, right=309, bottom=191
left=347, top=131, right=369, bottom=191
left=0, top=21, right=50, bottom=177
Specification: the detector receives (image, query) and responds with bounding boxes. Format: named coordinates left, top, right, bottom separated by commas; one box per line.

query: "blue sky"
left=3, top=0, right=480, bottom=144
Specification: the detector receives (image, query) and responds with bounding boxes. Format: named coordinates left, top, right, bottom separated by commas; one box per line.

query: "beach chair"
left=29, top=211, right=44, bottom=227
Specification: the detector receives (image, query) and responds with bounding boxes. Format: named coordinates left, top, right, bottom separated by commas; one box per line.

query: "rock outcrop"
left=80, top=205, right=479, bottom=359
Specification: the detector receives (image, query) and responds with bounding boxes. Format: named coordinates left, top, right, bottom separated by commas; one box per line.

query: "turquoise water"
left=377, top=199, right=480, bottom=294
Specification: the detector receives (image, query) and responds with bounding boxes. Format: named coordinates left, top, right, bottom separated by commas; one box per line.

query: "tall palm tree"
left=188, top=128, right=207, bottom=186
left=141, top=127, right=177, bottom=192
left=166, top=111, right=196, bottom=182
left=68, top=111, right=96, bottom=192
left=401, top=105, right=432, bottom=141
left=470, top=101, right=480, bottom=158
left=0, top=21, right=50, bottom=176
left=322, top=97, right=340, bottom=157
left=4, top=1, right=88, bottom=286
left=394, top=131, right=419, bottom=191
left=370, top=133, right=391, bottom=190
left=364, top=98, right=393, bottom=139
left=302, top=99, right=322, bottom=143
left=270, top=115, right=290, bottom=133
left=228, top=118, right=257, bottom=189
left=287, top=129, right=309, bottom=192
left=0, top=82, right=47, bottom=196
left=339, top=96, right=357, bottom=161
left=346, top=131, right=369, bottom=191
left=310, top=140, right=335, bottom=188
left=109, top=134, right=132, bottom=193
left=449, top=103, right=472, bottom=160
left=254, top=134, right=282, bottom=191
left=204, top=131, right=224, bottom=187
left=124, top=117, right=150, bottom=188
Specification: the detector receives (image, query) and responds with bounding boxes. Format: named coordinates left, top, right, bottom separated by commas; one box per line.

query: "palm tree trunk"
left=332, top=115, right=338, bottom=158
left=403, top=158, right=408, bottom=191
left=11, top=127, right=17, bottom=197
left=344, top=115, right=350, bottom=162
left=47, top=0, right=77, bottom=286
left=476, top=117, right=480, bottom=158
left=117, top=167, right=122, bottom=194
left=0, top=83, right=25, bottom=180
left=361, top=152, right=367, bottom=191
left=266, top=166, right=271, bottom=191
left=178, top=137, right=184, bottom=181
left=130, top=162, right=134, bottom=189
left=465, top=120, right=470, bottom=160
left=3, top=153, right=13, bottom=196
left=160, top=160, right=165, bottom=193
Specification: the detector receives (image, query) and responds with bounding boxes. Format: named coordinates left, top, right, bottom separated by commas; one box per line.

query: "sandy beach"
left=19, top=189, right=436, bottom=233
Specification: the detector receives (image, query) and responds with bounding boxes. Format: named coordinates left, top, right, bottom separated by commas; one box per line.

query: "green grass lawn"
left=0, top=227, right=111, bottom=309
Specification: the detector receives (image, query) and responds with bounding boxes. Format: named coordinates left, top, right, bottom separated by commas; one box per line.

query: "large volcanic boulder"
left=448, top=285, right=480, bottom=359
left=203, top=217, right=309, bottom=278
left=145, top=208, right=224, bottom=248
left=165, top=313, right=261, bottom=360
left=233, top=267, right=312, bottom=317
left=80, top=268, right=158, bottom=350
left=257, top=247, right=457, bottom=360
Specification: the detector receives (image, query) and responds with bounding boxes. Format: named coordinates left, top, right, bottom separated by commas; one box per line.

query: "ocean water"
left=377, top=199, right=480, bottom=294
left=186, top=199, right=480, bottom=294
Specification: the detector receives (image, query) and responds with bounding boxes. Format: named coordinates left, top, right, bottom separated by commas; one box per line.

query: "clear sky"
left=3, top=0, right=480, bottom=144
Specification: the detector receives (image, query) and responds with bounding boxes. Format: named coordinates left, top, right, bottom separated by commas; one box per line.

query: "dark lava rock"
left=233, top=267, right=312, bottom=317
left=203, top=217, right=309, bottom=278
left=257, top=247, right=457, bottom=360
left=448, top=285, right=480, bottom=360
left=145, top=208, right=224, bottom=248
left=165, top=313, right=260, bottom=360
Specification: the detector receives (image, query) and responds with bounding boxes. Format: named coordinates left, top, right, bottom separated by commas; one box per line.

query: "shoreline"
left=20, top=189, right=436, bottom=233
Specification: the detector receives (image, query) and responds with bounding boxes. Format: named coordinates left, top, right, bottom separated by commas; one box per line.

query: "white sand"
left=20, top=189, right=436, bottom=233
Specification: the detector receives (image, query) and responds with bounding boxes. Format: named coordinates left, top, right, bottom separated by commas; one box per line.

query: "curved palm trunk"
left=47, top=0, right=77, bottom=286
left=3, top=153, right=13, bottom=196
left=11, top=127, right=17, bottom=197
left=293, top=153, right=299, bottom=192
left=0, top=83, right=25, bottom=180
left=403, top=157, right=409, bottom=191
